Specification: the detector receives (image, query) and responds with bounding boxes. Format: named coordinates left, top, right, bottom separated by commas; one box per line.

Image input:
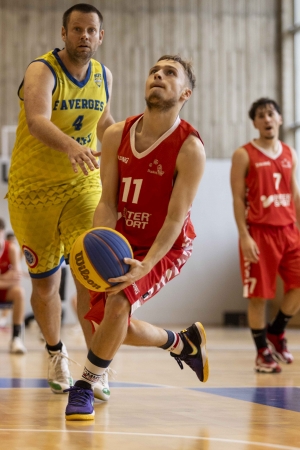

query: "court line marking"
left=0, top=429, right=298, bottom=449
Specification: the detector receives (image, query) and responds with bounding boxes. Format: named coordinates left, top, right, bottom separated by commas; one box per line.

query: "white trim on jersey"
left=250, top=140, right=282, bottom=160
left=130, top=115, right=181, bottom=159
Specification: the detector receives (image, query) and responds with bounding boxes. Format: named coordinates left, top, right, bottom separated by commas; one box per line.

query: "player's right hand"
left=240, top=235, right=260, bottom=263
left=67, top=146, right=100, bottom=175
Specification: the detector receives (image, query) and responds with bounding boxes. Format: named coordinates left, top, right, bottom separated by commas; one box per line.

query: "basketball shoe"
left=170, top=322, right=209, bottom=382
left=266, top=328, right=293, bottom=364
left=10, top=337, right=27, bottom=354
left=93, top=368, right=111, bottom=401
left=65, top=385, right=95, bottom=421
left=47, top=343, right=73, bottom=393
left=255, top=347, right=281, bottom=373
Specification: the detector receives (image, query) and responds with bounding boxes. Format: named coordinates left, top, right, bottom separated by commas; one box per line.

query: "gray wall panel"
left=0, top=0, right=280, bottom=158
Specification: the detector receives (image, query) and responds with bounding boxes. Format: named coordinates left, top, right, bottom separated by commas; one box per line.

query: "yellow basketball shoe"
left=171, top=322, right=209, bottom=383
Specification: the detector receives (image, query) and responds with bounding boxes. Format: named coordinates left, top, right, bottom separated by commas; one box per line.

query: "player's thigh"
left=279, top=225, right=300, bottom=291
left=9, top=202, right=64, bottom=274
left=241, top=226, right=281, bottom=298
left=125, top=247, right=192, bottom=308
left=59, top=190, right=101, bottom=258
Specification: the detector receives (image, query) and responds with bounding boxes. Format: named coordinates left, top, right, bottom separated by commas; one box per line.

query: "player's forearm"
left=293, top=192, right=300, bottom=225
left=142, top=217, right=183, bottom=271
left=28, top=115, right=80, bottom=154
left=93, top=202, right=118, bottom=229
left=233, top=197, right=250, bottom=239
left=97, top=114, right=115, bottom=142
left=0, top=278, right=15, bottom=289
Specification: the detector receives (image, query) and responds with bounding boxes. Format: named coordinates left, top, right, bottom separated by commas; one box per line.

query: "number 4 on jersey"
left=72, top=115, right=84, bottom=131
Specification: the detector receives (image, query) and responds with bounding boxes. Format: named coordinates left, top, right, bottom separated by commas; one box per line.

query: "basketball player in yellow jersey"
left=7, top=4, right=114, bottom=399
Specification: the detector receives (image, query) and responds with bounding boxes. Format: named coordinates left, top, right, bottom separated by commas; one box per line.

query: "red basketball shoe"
left=255, top=347, right=281, bottom=373
left=266, top=329, right=293, bottom=364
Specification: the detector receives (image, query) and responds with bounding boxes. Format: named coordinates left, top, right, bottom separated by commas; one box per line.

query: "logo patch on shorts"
left=22, top=245, right=38, bottom=268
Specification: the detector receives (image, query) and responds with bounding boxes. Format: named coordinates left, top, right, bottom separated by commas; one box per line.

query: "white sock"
left=167, top=331, right=184, bottom=355
left=81, top=358, right=106, bottom=388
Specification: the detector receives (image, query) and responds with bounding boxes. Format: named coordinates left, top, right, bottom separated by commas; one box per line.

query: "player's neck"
left=141, top=109, right=179, bottom=139
left=58, top=49, right=90, bottom=82
left=253, top=136, right=280, bottom=154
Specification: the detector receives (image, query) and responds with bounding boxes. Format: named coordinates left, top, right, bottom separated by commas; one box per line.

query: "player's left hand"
left=106, top=257, right=150, bottom=295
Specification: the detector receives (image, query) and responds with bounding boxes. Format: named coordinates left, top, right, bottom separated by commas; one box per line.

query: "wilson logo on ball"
left=70, top=227, right=133, bottom=292
left=74, top=250, right=102, bottom=290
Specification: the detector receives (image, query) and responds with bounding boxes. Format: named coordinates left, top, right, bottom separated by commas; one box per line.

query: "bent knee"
left=32, top=286, right=58, bottom=301
left=105, top=294, right=131, bottom=320
left=6, top=285, right=25, bottom=301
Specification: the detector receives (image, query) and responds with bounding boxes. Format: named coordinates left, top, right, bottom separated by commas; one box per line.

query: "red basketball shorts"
left=0, top=289, right=8, bottom=302
left=85, top=245, right=193, bottom=331
left=240, top=223, right=300, bottom=299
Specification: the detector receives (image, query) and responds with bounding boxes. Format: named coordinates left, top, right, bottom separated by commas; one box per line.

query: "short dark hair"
left=0, top=218, right=5, bottom=230
left=63, top=3, right=104, bottom=31
left=157, top=55, right=196, bottom=90
left=248, top=98, right=281, bottom=121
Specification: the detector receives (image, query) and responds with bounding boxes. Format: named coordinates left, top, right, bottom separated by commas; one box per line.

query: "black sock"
left=75, top=380, right=93, bottom=390
left=159, top=329, right=176, bottom=349
left=268, top=310, right=292, bottom=335
left=87, top=349, right=112, bottom=368
left=46, top=341, right=63, bottom=352
left=12, top=324, right=22, bottom=339
left=251, top=328, right=267, bottom=350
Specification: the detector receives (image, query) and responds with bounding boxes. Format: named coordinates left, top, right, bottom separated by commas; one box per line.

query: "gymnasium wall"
left=0, top=0, right=280, bottom=158
left=0, top=0, right=283, bottom=325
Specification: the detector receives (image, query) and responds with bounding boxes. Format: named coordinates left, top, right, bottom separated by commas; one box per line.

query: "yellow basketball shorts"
left=8, top=190, right=101, bottom=278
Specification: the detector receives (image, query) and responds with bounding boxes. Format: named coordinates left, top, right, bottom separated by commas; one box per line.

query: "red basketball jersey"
left=115, top=114, right=203, bottom=249
left=0, top=241, right=11, bottom=275
left=244, top=141, right=296, bottom=226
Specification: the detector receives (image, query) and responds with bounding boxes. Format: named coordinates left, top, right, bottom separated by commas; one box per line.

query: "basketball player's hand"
left=67, top=146, right=100, bottom=175
left=240, top=235, right=259, bottom=263
left=106, top=258, right=150, bottom=295
left=0, top=269, right=22, bottom=288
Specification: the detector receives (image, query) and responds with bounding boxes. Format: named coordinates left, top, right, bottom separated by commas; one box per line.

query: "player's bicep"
left=168, top=136, right=205, bottom=222
left=97, top=67, right=114, bottom=141
left=23, top=62, right=55, bottom=124
left=230, top=148, right=249, bottom=201
left=99, top=123, right=124, bottom=205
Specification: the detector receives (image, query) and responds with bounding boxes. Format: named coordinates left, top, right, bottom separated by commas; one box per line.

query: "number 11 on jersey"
left=121, top=177, right=143, bottom=204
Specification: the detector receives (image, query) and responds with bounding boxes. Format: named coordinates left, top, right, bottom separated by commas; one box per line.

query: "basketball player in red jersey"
left=0, top=218, right=26, bottom=353
left=65, top=55, right=208, bottom=420
left=231, top=98, right=300, bottom=374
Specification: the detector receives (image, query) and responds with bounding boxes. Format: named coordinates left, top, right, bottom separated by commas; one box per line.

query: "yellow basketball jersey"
left=8, top=48, right=108, bottom=206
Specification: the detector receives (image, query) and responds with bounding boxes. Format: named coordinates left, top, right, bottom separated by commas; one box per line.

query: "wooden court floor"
left=0, top=321, right=300, bottom=450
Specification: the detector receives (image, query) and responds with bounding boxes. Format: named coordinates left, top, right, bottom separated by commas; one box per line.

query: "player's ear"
left=61, top=26, right=66, bottom=42
left=181, top=88, right=192, bottom=101
left=99, top=29, right=104, bottom=45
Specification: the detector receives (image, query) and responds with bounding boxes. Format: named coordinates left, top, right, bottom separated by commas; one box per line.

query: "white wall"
left=134, top=159, right=245, bottom=325
left=0, top=158, right=245, bottom=326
